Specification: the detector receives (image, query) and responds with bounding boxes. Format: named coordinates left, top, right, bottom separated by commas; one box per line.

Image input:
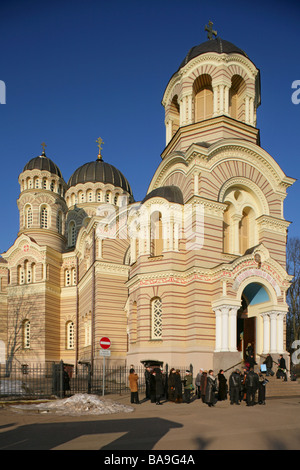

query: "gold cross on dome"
left=41, top=142, right=47, bottom=155
left=96, top=137, right=104, bottom=160
left=205, top=21, right=217, bottom=40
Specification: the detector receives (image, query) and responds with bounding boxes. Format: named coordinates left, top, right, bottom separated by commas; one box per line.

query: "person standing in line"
left=195, top=369, right=203, bottom=399
left=245, top=367, right=259, bottom=406
left=241, top=367, right=248, bottom=402
left=174, top=369, right=183, bottom=403
left=153, top=367, right=164, bottom=405
left=168, top=368, right=176, bottom=402
left=200, top=371, right=207, bottom=403
left=144, top=366, right=151, bottom=400
left=217, top=369, right=227, bottom=401
left=128, top=368, right=140, bottom=404
left=205, top=370, right=217, bottom=407
left=258, top=373, right=268, bottom=405
left=183, top=370, right=194, bottom=404
left=229, top=369, right=242, bottom=405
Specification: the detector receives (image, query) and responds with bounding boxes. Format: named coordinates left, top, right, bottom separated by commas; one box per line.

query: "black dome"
left=68, top=159, right=133, bottom=195
left=178, top=37, right=248, bottom=70
left=143, top=186, right=184, bottom=205
left=23, top=154, right=62, bottom=178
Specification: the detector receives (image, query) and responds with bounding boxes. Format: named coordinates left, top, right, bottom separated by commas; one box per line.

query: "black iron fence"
left=0, top=362, right=190, bottom=401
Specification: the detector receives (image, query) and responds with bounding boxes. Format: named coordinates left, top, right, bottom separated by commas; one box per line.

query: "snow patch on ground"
left=10, top=394, right=135, bottom=416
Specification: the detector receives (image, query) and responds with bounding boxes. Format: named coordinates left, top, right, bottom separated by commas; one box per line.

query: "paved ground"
left=0, top=394, right=300, bottom=451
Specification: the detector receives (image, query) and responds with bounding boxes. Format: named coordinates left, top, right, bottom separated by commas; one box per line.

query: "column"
left=187, top=94, right=193, bottom=123
left=224, top=86, right=229, bottom=115
left=249, top=97, right=254, bottom=125
left=277, top=313, right=286, bottom=353
left=261, top=312, right=270, bottom=354
left=166, top=120, right=172, bottom=145
left=214, top=309, right=222, bottom=352
left=213, top=85, right=219, bottom=116
left=221, top=306, right=229, bottom=351
left=245, top=96, right=250, bottom=124
left=229, top=307, right=238, bottom=352
left=270, top=311, right=278, bottom=353
left=219, top=85, right=224, bottom=114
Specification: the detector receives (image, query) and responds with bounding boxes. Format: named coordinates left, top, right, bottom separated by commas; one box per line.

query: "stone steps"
left=264, top=374, right=300, bottom=398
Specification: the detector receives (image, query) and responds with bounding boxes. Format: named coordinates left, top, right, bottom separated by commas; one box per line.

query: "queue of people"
left=128, top=353, right=289, bottom=407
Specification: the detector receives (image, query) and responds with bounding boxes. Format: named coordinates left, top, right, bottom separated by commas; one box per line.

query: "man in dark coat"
left=144, top=366, right=151, bottom=399
left=229, top=369, right=242, bottom=405
left=263, top=354, right=274, bottom=376
left=205, top=370, right=217, bottom=407
left=277, top=354, right=287, bottom=381
left=153, top=368, right=164, bottom=405
left=217, top=370, right=227, bottom=401
left=174, top=369, right=183, bottom=403
left=245, top=367, right=259, bottom=406
left=200, top=371, right=207, bottom=403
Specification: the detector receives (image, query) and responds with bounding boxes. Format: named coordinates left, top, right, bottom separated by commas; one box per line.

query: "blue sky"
left=0, top=0, right=299, bottom=253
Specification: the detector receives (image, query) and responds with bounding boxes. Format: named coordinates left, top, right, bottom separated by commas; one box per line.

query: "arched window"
left=105, top=191, right=111, bottom=203
left=150, top=211, right=163, bottom=256
left=68, top=221, right=76, bottom=247
left=114, top=194, right=119, bottom=206
left=222, top=187, right=259, bottom=255
left=65, top=269, right=71, bottom=286
left=87, top=190, right=93, bottom=202
left=151, top=297, right=162, bottom=340
left=18, top=265, right=25, bottom=285
left=23, top=320, right=31, bottom=349
left=43, top=178, right=47, bottom=189
left=66, top=321, right=75, bottom=349
left=239, top=207, right=255, bottom=254
left=57, top=211, right=63, bottom=234
left=25, top=205, right=33, bottom=228
left=96, top=189, right=102, bottom=202
left=50, top=181, right=55, bottom=192
left=40, top=205, right=48, bottom=229
left=34, top=177, right=39, bottom=189
left=170, top=95, right=180, bottom=137
left=194, top=74, right=213, bottom=122
left=229, top=75, right=246, bottom=121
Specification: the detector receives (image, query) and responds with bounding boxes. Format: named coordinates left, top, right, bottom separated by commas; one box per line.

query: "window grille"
left=23, top=320, right=30, bottom=348
left=151, top=297, right=162, bottom=339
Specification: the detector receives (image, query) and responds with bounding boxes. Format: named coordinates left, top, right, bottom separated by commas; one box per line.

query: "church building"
left=0, top=25, right=295, bottom=373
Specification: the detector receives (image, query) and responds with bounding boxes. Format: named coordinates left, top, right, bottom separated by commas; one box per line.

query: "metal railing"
left=0, top=362, right=189, bottom=401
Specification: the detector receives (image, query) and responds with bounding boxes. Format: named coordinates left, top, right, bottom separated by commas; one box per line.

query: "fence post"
left=87, top=363, right=92, bottom=394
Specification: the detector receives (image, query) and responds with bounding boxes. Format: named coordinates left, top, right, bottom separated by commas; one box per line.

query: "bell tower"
left=162, top=22, right=261, bottom=155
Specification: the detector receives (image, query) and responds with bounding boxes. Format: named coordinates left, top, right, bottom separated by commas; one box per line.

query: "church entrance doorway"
left=237, top=282, right=270, bottom=361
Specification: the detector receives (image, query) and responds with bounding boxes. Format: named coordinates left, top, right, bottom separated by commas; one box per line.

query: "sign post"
left=100, top=337, right=111, bottom=396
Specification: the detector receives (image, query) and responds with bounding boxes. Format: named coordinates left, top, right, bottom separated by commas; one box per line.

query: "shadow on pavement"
left=0, top=417, right=183, bottom=450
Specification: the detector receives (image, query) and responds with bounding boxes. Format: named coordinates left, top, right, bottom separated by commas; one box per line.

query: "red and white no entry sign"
left=100, top=337, right=111, bottom=349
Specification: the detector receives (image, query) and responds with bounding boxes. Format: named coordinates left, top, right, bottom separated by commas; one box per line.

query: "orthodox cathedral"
left=0, top=25, right=295, bottom=373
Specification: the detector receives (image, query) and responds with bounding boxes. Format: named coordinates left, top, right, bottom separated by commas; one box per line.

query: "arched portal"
left=237, top=282, right=270, bottom=360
